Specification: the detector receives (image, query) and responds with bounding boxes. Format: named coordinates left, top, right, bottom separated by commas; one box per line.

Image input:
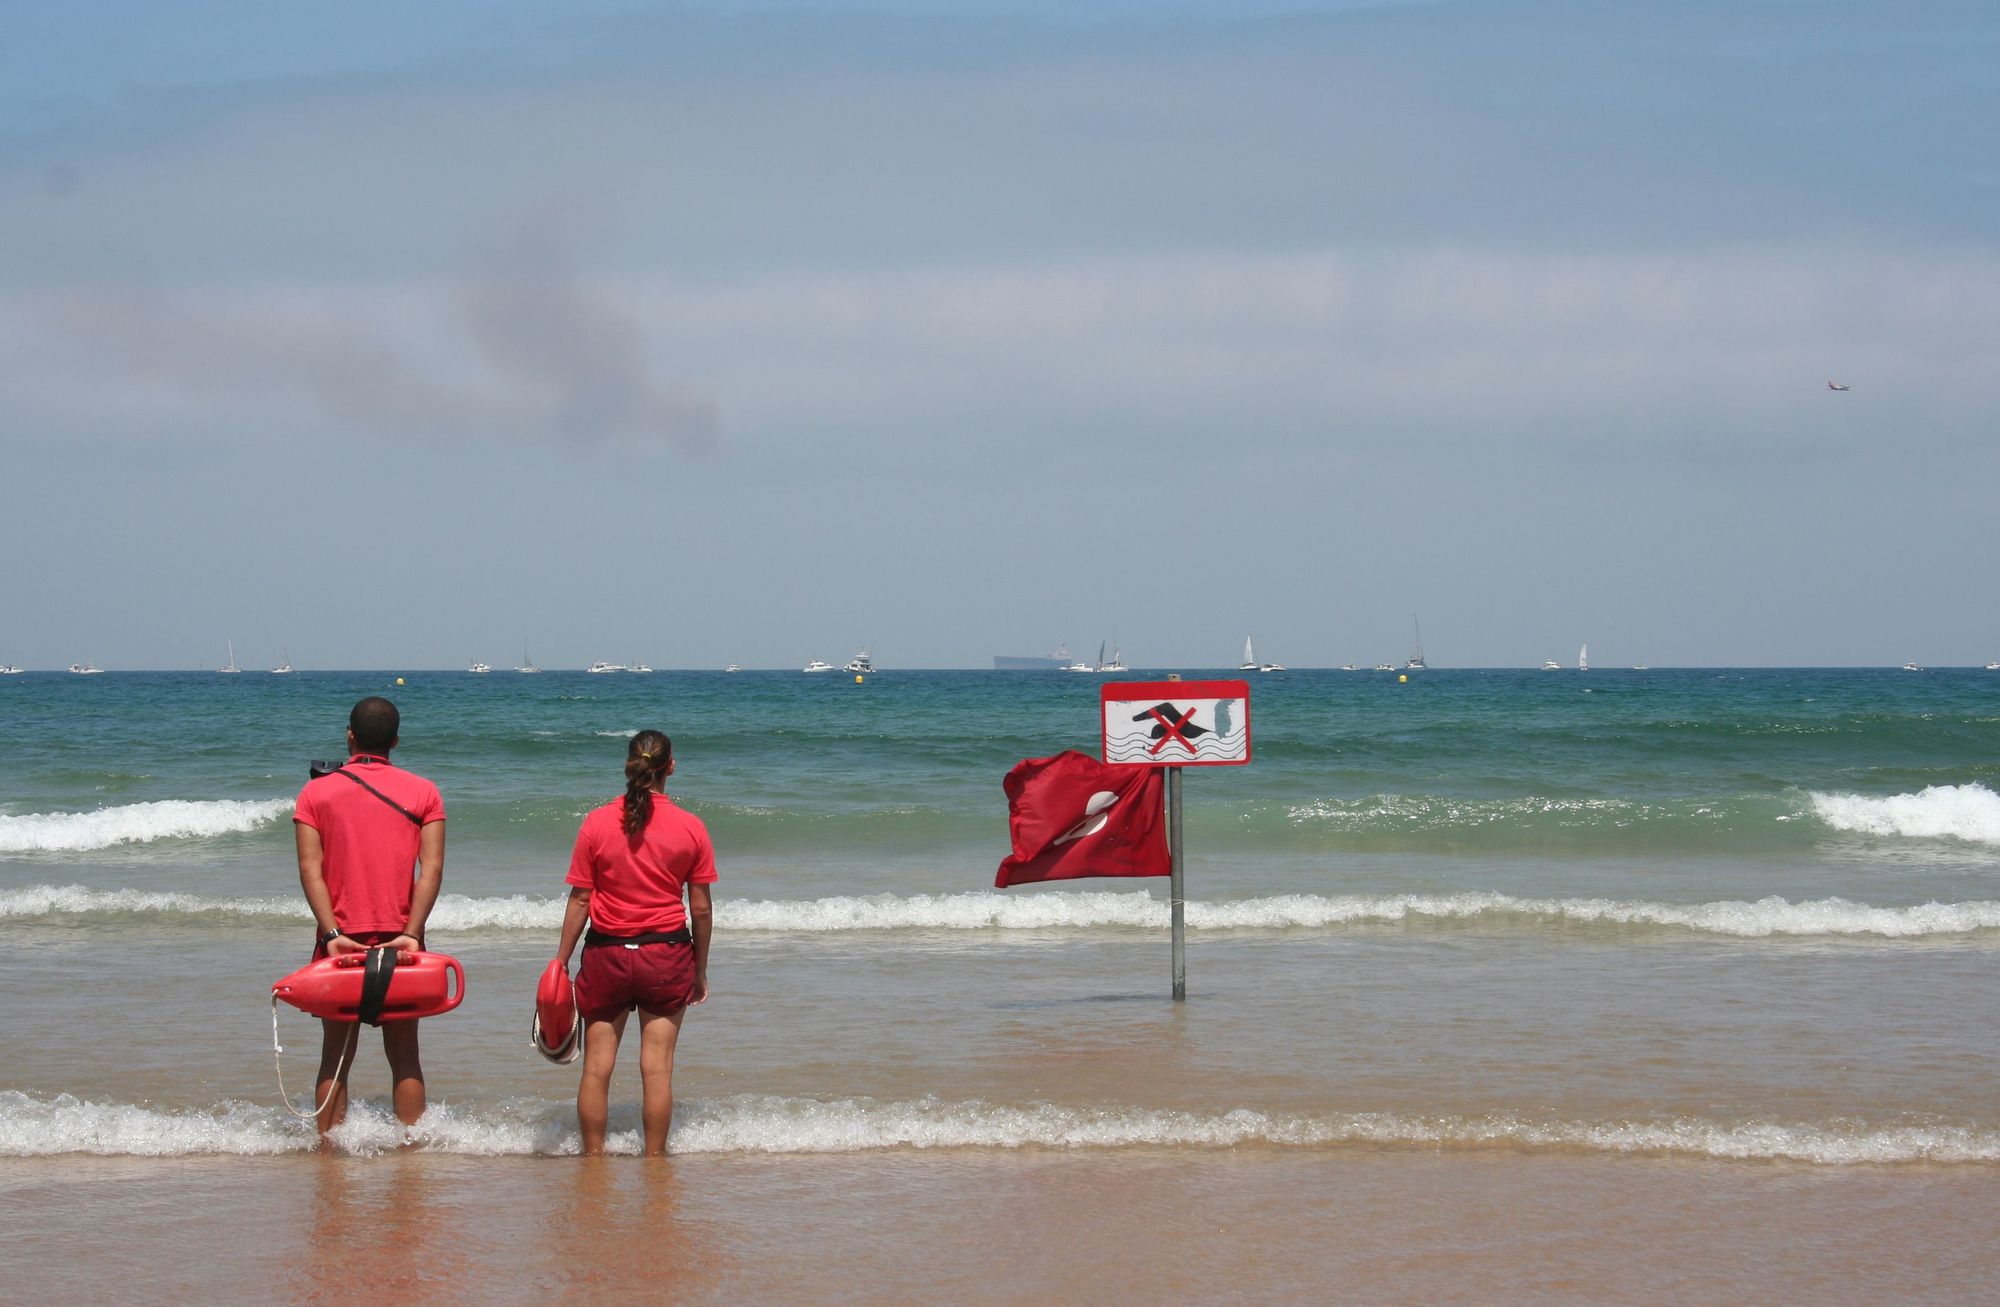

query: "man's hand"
left=325, top=933, right=368, bottom=958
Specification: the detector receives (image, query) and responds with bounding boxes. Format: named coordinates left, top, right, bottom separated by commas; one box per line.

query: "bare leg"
left=577, top=1011, right=629, bottom=1156
left=314, top=1020, right=358, bottom=1144
left=382, top=1019, right=426, bottom=1127
left=635, top=1005, right=686, bottom=1157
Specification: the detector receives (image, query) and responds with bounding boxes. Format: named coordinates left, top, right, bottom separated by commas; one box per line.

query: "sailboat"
left=1404, top=618, right=1427, bottom=670
left=1238, top=637, right=1259, bottom=672
left=1097, top=641, right=1127, bottom=673
left=1578, top=644, right=1589, bottom=673
left=269, top=648, right=294, bottom=674
left=517, top=646, right=541, bottom=674
left=220, top=639, right=240, bottom=674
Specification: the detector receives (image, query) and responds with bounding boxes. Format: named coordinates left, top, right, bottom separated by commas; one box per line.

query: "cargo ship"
left=993, top=643, right=1074, bottom=671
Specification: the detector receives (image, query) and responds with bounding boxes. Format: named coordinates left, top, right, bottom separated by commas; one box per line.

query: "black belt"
left=584, top=926, right=692, bottom=947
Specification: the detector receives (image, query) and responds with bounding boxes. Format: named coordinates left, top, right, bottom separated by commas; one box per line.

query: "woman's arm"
left=557, top=885, right=592, bottom=967
left=687, top=882, right=713, bottom=1005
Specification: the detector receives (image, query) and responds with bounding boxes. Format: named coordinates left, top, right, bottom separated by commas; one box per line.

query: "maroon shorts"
left=575, top=940, right=695, bottom=1021
left=310, top=929, right=415, bottom=961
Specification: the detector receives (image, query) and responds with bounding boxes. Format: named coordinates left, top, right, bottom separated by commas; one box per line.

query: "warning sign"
left=1100, top=680, right=1251, bottom=767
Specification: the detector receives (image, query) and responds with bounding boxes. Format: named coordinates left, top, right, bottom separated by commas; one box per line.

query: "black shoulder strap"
left=332, top=767, right=424, bottom=826
left=357, top=945, right=400, bottom=1025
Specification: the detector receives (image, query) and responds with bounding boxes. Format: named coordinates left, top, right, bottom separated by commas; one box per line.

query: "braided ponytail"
left=622, top=729, right=673, bottom=837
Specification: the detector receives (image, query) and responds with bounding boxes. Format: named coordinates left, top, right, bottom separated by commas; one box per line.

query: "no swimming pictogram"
left=1100, top=680, right=1251, bottom=767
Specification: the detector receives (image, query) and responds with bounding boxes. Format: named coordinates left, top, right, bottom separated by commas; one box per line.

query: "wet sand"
left=5, top=1148, right=1996, bottom=1304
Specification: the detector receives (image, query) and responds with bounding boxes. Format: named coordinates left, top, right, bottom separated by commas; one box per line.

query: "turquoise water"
left=2, top=667, right=1998, bottom=1162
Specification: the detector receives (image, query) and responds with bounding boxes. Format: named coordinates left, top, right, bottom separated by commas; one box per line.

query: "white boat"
left=1062, top=644, right=1096, bottom=672
left=586, top=661, right=624, bottom=674
left=1372, top=663, right=1395, bottom=672
left=1097, top=642, right=1127, bottom=673
left=1632, top=665, right=1650, bottom=671
left=1340, top=664, right=1357, bottom=672
left=1260, top=659, right=1286, bottom=673
left=220, top=639, right=240, bottom=674
left=1578, top=644, right=1590, bottom=673
left=1541, top=658, right=1562, bottom=671
left=0, top=663, right=23, bottom=675
left=723, top=663, right=742, bottom=673
left=803, top=659, right=835, bottom=673
left=1986, top=661, right=1999, bottom=671
left=844, top=651, right=875, bottom=674
left=628, top=662, right=654, bottom=674
left=69, top=663, right=104, bottom=675
left=517, top=648, right=541, bottom=674
left=1404, top=618, right=1428, bottom=670
left=468, top=661, right=491, bottom=674
left=1902, top=662, right=1923, bottom=672
left=1238, top=637, right=1259, bottom=672
left=270, top=648, right=294, bottom=674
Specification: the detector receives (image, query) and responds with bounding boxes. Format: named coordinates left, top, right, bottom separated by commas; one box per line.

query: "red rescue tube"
left=531, top=959, right=581, bottom=1064
left=272, top=950, right=466, bottom=1023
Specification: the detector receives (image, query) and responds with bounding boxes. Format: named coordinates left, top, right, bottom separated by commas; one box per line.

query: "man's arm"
left=557, top=885, right=592, bottom=967
left=296, top=822, right=364, bottom=957
left=388, top=819, right=445, bottom=953
left=688, top=882, right=713, bottom=1005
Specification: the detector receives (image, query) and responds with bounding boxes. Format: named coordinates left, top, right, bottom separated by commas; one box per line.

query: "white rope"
left=272, top=995, right=359, bottom=1123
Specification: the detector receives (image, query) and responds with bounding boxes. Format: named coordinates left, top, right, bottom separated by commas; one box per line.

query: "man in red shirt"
left=293, top=696, right=446, bottom=1139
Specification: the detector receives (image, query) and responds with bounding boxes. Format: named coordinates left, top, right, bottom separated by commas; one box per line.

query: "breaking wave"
left=0, top=798, right=293, bottom=853
left=1808, top=783, right=2000, bottom=845
left=2, top=1091, right=1993, bottom=1165
left=4, top=884, right=1997, bottom=940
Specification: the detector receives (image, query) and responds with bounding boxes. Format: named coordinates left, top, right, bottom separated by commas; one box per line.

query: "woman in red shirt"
left=554, top=730, right=716, bottom=1156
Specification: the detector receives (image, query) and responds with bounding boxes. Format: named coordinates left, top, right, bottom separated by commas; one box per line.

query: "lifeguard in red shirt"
left=293, top=697, right=446, bottom=1140
left=554, top=729, right=716, bottom=1156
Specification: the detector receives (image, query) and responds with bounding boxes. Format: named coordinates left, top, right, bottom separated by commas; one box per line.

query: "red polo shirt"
left=566, top=792, right=716, bottom=934
left=294, top=754, right=446, bottom=934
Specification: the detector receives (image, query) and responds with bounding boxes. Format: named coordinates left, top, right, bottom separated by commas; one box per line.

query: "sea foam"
left=0, top=798, right=293, bottom=853
left=2, top=1090, right=1993, bottom=1165
left=4, top=884, right=1996, bottom=939
left=1809, top=783, right=2000, bottom=845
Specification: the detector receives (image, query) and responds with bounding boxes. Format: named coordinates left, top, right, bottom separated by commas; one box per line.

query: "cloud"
left=30, top=241, right=717, bottom=451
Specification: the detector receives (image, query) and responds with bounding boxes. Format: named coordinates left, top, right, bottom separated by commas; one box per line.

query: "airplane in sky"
left=1827, top=381, right=1851, bottom=391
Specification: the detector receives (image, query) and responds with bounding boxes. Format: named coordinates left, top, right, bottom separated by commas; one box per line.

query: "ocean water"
left=3, top=667, right=1998, bottom=1300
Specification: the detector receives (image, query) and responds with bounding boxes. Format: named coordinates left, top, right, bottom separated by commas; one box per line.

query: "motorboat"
left=723, top=664, right=742, bottom=673
left=1987, top=661, right=1999, bottom=671
left=1902, top=662, right=1923, bottom=672
left=0, top=664, right=23, bottom=675
left=586, top=661, right=624, bottom=674
left=468, top=662, right=491, bottom=674
left=628, top=662, right=654, bottom=674
left=1340, top=664, right=1357, bottom=672
left=1260, top=661, right=1286, bottom=672
left=69, top=663, right=105, bottom=675
left=803, top=659, right=835, bottom=673
left=1372, top=663, right=1395, bottom=672
left=1541, top=658, right=1562, bottom=671
left=844, top=651, right=875, bottom=674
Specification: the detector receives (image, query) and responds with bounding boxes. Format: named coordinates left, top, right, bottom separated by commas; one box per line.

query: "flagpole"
left=1168, top=763, right=1185, bottom=1001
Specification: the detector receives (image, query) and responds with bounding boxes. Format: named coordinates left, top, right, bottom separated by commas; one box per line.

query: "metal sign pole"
left=1169, top=763, right=1185, bottom=1001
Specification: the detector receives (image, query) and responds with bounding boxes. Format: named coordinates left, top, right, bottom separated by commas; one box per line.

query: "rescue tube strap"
left=584, top=926, right=693, bottom=947
left=331, top=767, right=424, bottom=826
left=357, top=945, right=400, bottom=1025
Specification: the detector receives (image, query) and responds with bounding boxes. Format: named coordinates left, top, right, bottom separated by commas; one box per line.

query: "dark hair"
left=349, top=697, right=400, bottom=753
left=623, top=730, right=672, bottom=836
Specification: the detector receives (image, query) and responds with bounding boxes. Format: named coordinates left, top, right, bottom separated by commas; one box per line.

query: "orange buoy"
left=272, top=948, right=465, bottom=1024
left=531, top=959, right=581, bottom=1064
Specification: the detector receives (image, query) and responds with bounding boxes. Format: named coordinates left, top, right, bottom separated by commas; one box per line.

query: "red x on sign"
left=1100, top=680, right=1252, bottom=768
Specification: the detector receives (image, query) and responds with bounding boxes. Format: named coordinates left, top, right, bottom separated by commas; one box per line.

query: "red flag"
left=995, top=750, right=1169, bottom=888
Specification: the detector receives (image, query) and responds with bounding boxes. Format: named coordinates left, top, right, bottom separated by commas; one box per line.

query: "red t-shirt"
left=566, top=792, right=717, bottom=934
left=294, top=755, right=446, bottom=934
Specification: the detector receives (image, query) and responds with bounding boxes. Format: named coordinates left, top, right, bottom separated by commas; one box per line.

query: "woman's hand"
left=689, top=971, right=708, bottom=1006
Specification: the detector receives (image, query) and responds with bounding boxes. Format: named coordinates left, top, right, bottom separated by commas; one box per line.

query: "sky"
left=2, top=0, right=1996, bottom=669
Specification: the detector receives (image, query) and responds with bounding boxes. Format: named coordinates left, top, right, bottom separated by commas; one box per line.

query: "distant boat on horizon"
left=1405, top=618, right=1428, bottom=670
left=220, top=639, right=239, bottom=674
left=269, top=647, right=293, bottom=674
left=468, top=661, right=491, bottom=674
left=803, top=659, right=834, bottom=673
left=586, top=661, right=624, bottom=674
left=1579, top=644, right=1590, bottom=673
left=517, top=646, right=540, bottom=674
left=1541, top=658, right=1562, bottom=671
left=69, top=662, right=105, bottom=675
